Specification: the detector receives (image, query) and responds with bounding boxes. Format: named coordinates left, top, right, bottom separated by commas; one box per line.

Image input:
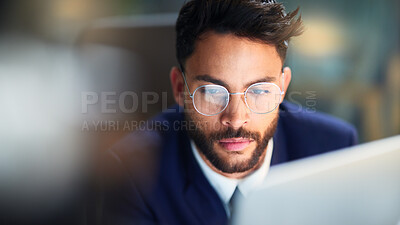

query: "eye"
left=249, top=89, right=270, bottom=95
left=207, top=89, right=220, bottom=94
left=201, top=87, right=223, bottom=94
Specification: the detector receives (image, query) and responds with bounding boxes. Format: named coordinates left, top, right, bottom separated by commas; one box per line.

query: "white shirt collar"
left=191, top=138, right=274, bottom=205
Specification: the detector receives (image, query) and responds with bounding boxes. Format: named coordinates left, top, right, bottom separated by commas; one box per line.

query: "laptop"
left=232, top=135, right=400, bottom=225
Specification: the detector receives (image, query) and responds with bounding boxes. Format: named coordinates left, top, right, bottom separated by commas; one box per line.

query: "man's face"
left=171, top=31, right=290, bottom=176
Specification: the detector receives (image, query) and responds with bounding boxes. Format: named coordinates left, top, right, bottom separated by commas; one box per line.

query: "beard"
left=185, top=113, right=279, bottom=174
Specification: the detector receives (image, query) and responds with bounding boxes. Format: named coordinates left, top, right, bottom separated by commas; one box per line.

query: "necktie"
left=228, top=187, right=244, bottom=219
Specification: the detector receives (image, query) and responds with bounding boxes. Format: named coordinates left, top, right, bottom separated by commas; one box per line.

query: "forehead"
left=185, top=31, right=283, bottom=87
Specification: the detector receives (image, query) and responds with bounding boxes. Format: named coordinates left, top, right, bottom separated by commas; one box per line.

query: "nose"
left=220, top=94, right=250, bottom=129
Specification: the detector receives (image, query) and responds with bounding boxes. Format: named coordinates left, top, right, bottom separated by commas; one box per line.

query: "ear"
left=170, top=66, right=185, bottom=107
left=281, top=66, right=292, bottom=102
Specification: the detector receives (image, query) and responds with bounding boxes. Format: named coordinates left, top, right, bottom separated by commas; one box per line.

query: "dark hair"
left=176, top=0, right=304, bottom=70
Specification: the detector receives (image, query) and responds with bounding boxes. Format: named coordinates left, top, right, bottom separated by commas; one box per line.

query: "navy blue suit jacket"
left=103, top=101, right=358, bottom=225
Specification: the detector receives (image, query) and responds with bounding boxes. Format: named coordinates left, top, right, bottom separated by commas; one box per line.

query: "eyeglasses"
left=181, top=70, right=285, bottom=116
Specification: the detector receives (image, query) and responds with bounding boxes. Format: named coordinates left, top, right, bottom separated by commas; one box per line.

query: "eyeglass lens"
left=192, top=83, right=281, bottom=115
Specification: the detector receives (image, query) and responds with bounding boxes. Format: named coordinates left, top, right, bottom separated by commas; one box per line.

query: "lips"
left=218, top=138, right=253, bottom=151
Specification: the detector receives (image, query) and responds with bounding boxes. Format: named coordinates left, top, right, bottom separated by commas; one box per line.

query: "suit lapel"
left=179, top=128, right=228, bottom=225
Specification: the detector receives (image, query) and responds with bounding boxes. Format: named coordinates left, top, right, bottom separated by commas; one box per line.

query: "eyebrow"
left=194, top=74, right=229, bottom=87
left=244, top=76, right=276, bottom=88
left=194, top=74, right=277, bottom=89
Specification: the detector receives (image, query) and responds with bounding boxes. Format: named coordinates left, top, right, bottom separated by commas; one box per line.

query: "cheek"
left=249, top=112, right=278, bottom=132
left=183, top=93, right=194, bottom=110
left=187, top=110, right=220, bottom=133
left=200, top=117, right=223, bottom=133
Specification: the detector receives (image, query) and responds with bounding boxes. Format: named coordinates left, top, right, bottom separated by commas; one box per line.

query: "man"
left=102, top=0, right=358, bottom=225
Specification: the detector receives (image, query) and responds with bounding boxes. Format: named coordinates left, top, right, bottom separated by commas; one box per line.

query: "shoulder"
left=104, top=104, right=185, bottom=182
left=280, top=101, right=357, bottom=138
left=111, top=105, right=183, bottom=150
left=277, top=101, right=358, bottom=157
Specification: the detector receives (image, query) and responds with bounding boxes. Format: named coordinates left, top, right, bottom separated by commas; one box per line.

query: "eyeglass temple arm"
left=281, top=72, right=285, bottom=95
left=179, top=65, right=194, bottom=98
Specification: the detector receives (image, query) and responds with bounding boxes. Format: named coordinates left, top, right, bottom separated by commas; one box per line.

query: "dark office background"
left=0, top=0, right=399, bottom=224
left=1, top=0, right=398, bottom=141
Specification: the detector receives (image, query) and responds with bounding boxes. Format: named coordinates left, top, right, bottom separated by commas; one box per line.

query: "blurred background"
left=0, top=0, right=399, bottom=224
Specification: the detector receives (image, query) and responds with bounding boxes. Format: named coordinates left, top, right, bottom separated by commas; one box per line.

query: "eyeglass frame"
left=179, top=67, right=286, bottom=116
